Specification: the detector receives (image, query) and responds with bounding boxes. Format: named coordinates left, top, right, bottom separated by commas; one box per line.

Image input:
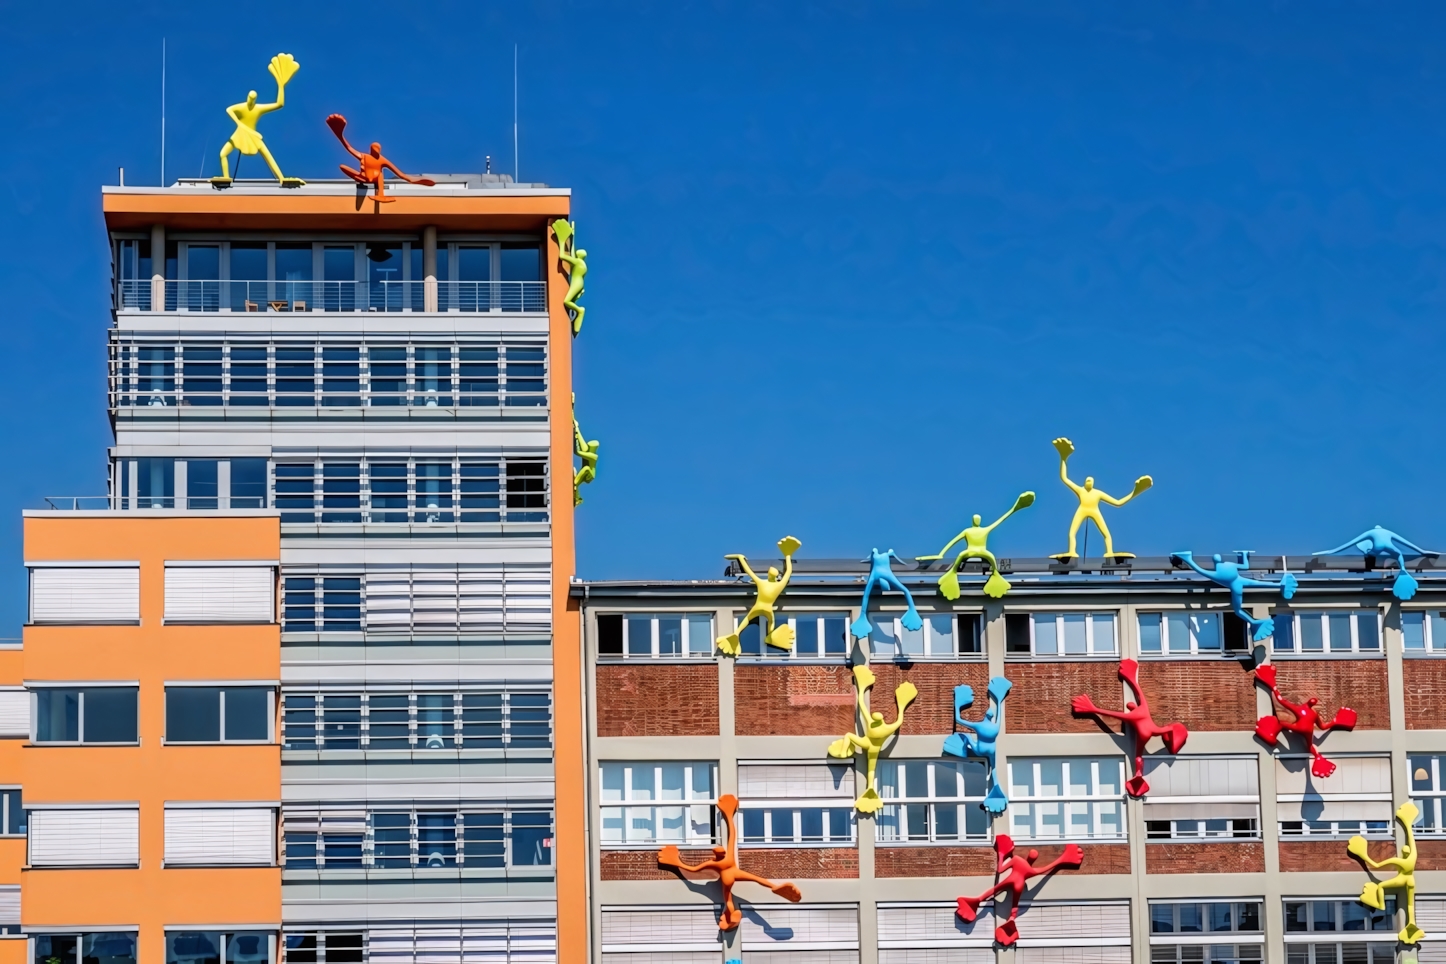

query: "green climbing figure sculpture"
left=572, top=394, right=598, bottom=506
left=717, top=536, right=801, bottom=656
left=552, top=219, right=587, bottom=336
left=918, top=492, right=1035, bottom=599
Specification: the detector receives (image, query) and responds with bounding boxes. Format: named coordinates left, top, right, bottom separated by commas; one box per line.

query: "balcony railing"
left=115, top=280, right=547, bottom=314
left=43, top=496, right=269, bottom=510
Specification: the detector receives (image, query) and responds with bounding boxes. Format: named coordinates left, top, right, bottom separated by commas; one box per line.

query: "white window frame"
left=1141, top=755, right=1261, bottom=842
left=30, top=685, right=140, bottom=746
left=164, top=685, right=276, bottom=745
left=1282, top=899, right=1398, bottom=955
left=281, top=806, right=553, bottom=870
left=599, top=762, right=718, bottom=848
left=1402, top=610, right=1446, bottom=655
left=280, top=687, right=552, bottom=751
left=1147, top=901, right=1265, bottom=950
left=1276, top=755, right=1393, bottom=838
left=620, top=613, right=715, bottom=659
left=161, top=930, right=277, bottom=964
left=1410, top=753, right=1446, bottom=836
left=1138, top=610, right=1234, bottom=657
left=0, top=787, right=23, bottom=838
left=736, top=761, right=856, bottom=847
left=1271, top=609, right=1382, bottom=657
left=868, top=612, right=982, bottom=661
left=1013, top=611, right=1118, bottom=658
left=876, top=758, right=991, bottom=845
left=1007, top=757, right=1127, bottom=842
left=747, top=611, right=853, bottom=660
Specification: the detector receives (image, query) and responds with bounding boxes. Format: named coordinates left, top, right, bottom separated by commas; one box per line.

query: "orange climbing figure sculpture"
left=956, top=834, right=1084, bottom=946
left=1072, top=658, right=1189, bottom=796
left=657, top=794, right=802, bottom=930
left=326, top=114, right=435, bottom=203
left=1254, top=664, right=1357, bottom=778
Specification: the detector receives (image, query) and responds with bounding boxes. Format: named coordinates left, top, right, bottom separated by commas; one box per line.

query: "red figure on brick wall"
left=956, top=834, right=1084, bottom=946
left=658, top=794, right=802, bottom=930
left=1253, top=664, right=1358, bottom=778
left=1072, top=658, right=1189, bottom=796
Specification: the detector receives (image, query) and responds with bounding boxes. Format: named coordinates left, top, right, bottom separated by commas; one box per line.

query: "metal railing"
left=41, top=496, right=268, bottom=511
left=115, top=280, right=546, bottom=314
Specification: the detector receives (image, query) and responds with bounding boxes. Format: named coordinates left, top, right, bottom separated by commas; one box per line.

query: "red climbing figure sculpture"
left=1253, top=664, right=1357, bottom=779
left=326, top=114, right=436, bottom=203
left=1071, top=658, right=1189, bottom=796
left=657, top=793, right=802, bottom=931
left=956, top=834, right=1084, bottom=946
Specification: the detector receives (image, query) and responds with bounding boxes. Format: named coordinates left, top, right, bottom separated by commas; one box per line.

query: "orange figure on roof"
left=657, top=794, right=802, bottom=930
left=326, top=114, right=435, bottom=203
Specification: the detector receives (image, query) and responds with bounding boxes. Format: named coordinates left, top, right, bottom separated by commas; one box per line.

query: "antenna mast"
left=513, top=44, right=519, bottom=181
left=160, top=38, right=166, bottom=186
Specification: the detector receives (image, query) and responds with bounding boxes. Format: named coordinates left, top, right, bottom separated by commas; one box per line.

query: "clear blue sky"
left=2, top=2, right=1444, bottom=630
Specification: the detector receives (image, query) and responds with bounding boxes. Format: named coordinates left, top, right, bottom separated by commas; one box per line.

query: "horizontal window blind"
left=164, top=566, right=274, bottom=623
left=1016, top=950, right=1130, bottom=964
left=877, top=904, right=993, bottom=949
left=740, top=906, right=859, bottom=950
left=1276, top=799, right=1393, bottom=822
left=599, top=908, right=720, bottom=953
left=164, top=806, right=275, bottom=865
left=744, top=953, right=859, bottom=964
left=362, top=565, right=552, bottom=634
left=879, top=950, right=993, bottom=964
left=30, top=567, right=139, bottom=624
left=1147, top=801, right=1258, bottom=821
left=1418, top=901, right=1446, bottom=964
left=0, top=690, right=27, bottom=738
left=1276, top=756, right=1391, bottom=795
left=1013, top=902, right=1131, bottom=945
left=365, top=921, right=557, bottom=964
left=739, top=764, right=854, bottom=801
left=0, top=885, right=17, bottom=926
left=1142, top=756, right=1257, bottom=796
left=29, top=808, right=139, bottom=866
left=599, top=955, right=717, bottom=964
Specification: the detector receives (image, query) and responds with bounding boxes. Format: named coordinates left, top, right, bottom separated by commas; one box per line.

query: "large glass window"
left=1150, top=901, right=1262, bottom=964
left=733, top=612, right=853, bottom=659
left=1283, top=900, right=1394, bottom=964
left=596, top=613, right=715, bottom=658
left=1138, top=610, right=1250, bottom=656
left=35, top=934, right=138, bottom=964
left=187, top=460, right=219, bottom=510
left=166, top=687, right=272, bottom=743
left=281, top=690, right=550, bottom=750
left=1410, top=753, right=1446, bottom=834
left=869, top=612, right=982, bottom=659
left=600, top=762, right=717, bottom=846
left=283, top=808, right=550, bottom=869
left=738, top=762, right=855, bottom=846
left=877, top=759, right=989, bottom=843
left=1143, top=756, right=1260, bottom=841
left=231, top=459, right=268, bottom=509
left=1006, top=612, right=1117, bottom=657
left=1008, top=756, right=1126, bottom=840
left=0, top=788, right=25, bottom=836
left=1272, top=610, right=1380, bottom=655
left=228, top=347, right=269, bottom=405
left=181, top=346, right=224, bottom=406
left=1402, top=610, right=1446, bottom=654
left=35, top=687, right=138, bottom=744
left=1277, top=755, right=1391, bottom=838
left=281, top=577, right=362, bottom=632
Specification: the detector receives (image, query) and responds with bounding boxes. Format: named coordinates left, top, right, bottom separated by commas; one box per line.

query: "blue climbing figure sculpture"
left=942, top=677, right=1012, bottom=813
left=1315, top=526, right=1438, bottom=601
left=1171, top=550, right=1298, bottom=643
left=851, top=549, right=924, bottom=639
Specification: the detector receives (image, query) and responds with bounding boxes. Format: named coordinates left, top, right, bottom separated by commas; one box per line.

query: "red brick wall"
left=735, top=664, right=856, bottom=735
left=596, top=664, right=719, bottom=737
left=1279, top=838, right=1397, bottom=873
left=874, top=845, right=995, bottom=878
left=1270, top=660, right=1389, bottom=730
left=1135, top=660, right=1258, bottom=732
left=1412, top=839, right=1446, bottom=870
left=1043, top=843, right=1132, bottom=875
left=873, top=662, right=990, bottom=735
left=1006, top=662, right=1124, bottom=733
left=1146, top=842, right=1264, bottom=874
left=602, top=849, right=715, bottom=880
left=1404, top=660, right=1446, bottom=729
left=742, top=847, right=859, bottom=879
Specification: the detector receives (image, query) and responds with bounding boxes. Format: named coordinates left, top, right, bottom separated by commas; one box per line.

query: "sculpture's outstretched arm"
left=1396, top=534, right=1436, bottom=557
left=919, top=531, right=968, bottom=561
left=1176, top=554, right=1213, bottom=580
left=381, top=159, right=435, bottom=185
left=1314, top=532, right=1374, bottom=556
left=573, top=420, right=588, bottom=457
left=326, top=116, right=364, bottom=160
left=779, top=552, right=795, bottom=589
left=1099, top=489, right=1132, bottom=508
left=730, top=556, right=760, bottom=584
left=1058, top=456, right=1084, bottom=496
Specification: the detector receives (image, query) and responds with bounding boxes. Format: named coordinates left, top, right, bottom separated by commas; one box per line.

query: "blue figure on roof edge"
left=1171, top=550, right=1298, bottom=643
left=1315, top=526, right=1438, bottom=601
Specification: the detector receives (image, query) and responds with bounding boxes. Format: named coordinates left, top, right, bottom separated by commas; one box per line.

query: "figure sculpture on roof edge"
left=918, top=492, right=1035, bottom=599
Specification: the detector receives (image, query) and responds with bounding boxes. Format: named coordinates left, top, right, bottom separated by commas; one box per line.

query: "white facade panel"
left=876, top=903, right=992, bottom=949
left=1013, top=901, right=1131, bottom=944
left=164, top=566, right=274, bottom=623
left=29, top=808, right=139, bottom=866
left=30, top=567, right=139, bottom=624
left=0, top=690, right=29, bottom=738
left=164, top=806, right=275, bottom=865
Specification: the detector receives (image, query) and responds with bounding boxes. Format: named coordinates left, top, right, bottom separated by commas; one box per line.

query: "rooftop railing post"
left=150, top=224, right=166, bottom=310
left=424, top=226, right=438, bottom=312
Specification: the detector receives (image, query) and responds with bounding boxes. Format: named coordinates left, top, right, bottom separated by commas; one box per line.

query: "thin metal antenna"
left=161, top=38, right=166, bottom=186
left=513, top=44, right=519, bottom=181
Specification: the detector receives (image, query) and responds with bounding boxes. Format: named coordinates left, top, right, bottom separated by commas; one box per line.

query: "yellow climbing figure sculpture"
left=716, top=536, right=801, bottom=656
left=211, top=54, right=304, bottom=188
left=572, top=394, right=598, bottom=506
left=828, top=665, right=917, bottom=813
left=917, top=491, right=1035, bottom=599
left=1049, top=437, right=1152, bottom=560
left=552, top=219, right=587, bottom=336
left=1348, top=801, right=1425, bottom=945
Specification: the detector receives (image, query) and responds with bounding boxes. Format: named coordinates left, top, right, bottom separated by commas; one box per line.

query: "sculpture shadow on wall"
left=740, top=906, right=794, bottom=941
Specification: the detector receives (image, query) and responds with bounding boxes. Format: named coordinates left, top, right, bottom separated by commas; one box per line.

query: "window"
left=29, top=565, right=140, bottom=624
left=282, top=577, right=362, bottom=632
left=167, top=687, right=272, bottom=743
left=35, top=687, right=138, bottom=744
left=736, top=612, right=852, bottom=658
left=505, top=461, right=547, bottom=521
left=1008, top=757, right=1126, bottom=840
left=1283, top=900, right=1395, bottom=964
left=34, top=934, right=138, bottom=964
left=1142, top=757, right=1260, bottom=841
left=1005, top=612, right=1117, bottom=657
left=1403, top=610, right=1446, bottom=654
left=1410, top=754, right=1446, bottom=834
left=877, top=759, right=990, bottom=843
left=282, top=808, right=551, bottom=869
left=281, top=934, right=363, bottom=964
left=29, top=808, right=139, bottom=866
left=876, top=904, right=995, bottom=962
left=1139, top=611, right=1250, bottom=656
left=600, top=762, right=717, bottom=846
left=1277, top=756, right=1392, bottom=837
left=869, top=613, right=981, bottom=659
left=598, top=908, right=722, bottom=964
left=274, top=346, right=316, bottom=406
left=167, top=932, right=273, bottom=964
left=164, top=565, right=275, bottom=623
left=272, top=458, right=548, bottom=525
left=281, top=566, right=551, bottom=636
left=281, top=690, right=551, bottom=750
left=737, top=762, right=855, bottom=846
left=1272, top=611, right=1380, bottom=655
left=164, top=809, right=275, bottom=866
left=1149, top=901, right=1263, bottom=964
left=599, top=613, right=714, bottom=658
left=187, top=460, right=219, bottom=508
left=0, top=789, right=25, bottom=836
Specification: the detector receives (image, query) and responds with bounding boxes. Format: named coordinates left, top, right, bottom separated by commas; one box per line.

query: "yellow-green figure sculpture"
left=717, top=536, right=801, bottom=656
left=552, top=220, right=587, bottom=336
left=828, top=665, right=917, bottom=814
left=1348, top=802, right=1425, bottom=945
left=211, top=54, right=304, bottom=188
left=1049, top=437, right=1152, bottom=560
left=572, top=394, right=598, bottom=506
left=918, top=492, right=1035, bottom=600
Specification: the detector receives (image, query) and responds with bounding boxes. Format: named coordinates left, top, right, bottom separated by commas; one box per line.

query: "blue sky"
left=2, top=2, right=1444, bottom=629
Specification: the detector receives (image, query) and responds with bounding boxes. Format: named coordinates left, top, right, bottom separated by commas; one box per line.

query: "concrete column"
left=150, top=224, right=166, bottom=310
left=423, top=226, right=438, bottom=312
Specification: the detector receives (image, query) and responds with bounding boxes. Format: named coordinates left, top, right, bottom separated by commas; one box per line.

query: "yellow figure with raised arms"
left=828, top=665, right=917, bottom=813
left=716, top=536, right=800, bottom=656
left=212, top=53, right=304, bottom=188
left=1049, top=437, right=1152, bottom=560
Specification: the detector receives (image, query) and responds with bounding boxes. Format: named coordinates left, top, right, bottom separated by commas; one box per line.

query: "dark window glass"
left=321, top=695, right=361, bottom=749
left=224, top=687, right=270, bottom=741
left=227, top=346, right=269, bottom=406
left=84, top=934, right=137, bottom=964
left=322, top=577, right=362, bottom=631
left=597, top=614, right=623, bottom=655
left=368, top=464, right=408, bottom=523
left=36, top=689, right=79, bottom=741
left=275, top=347, right=315, bottom=406
left=1005, top=613, right=1031, bottom=654
left=35, top=935, right=77, bottom=964
left=413, top=346, right=453, bottom=407
left=462, top=812, right=504, bottom=867
left=187, top=245, right=220, bottom=280
left=461, top=694, right=502, bottom=747
left=166, top=931, right=220, bottom=964
left=283, top=577, right=317, bottom=632
left=460, top=463, right=500, bottom=522
left=187, top=460, right=219, bottom=510
left=367, top=244, right=404, bottom=311
left=3, top=789, right=25, bottom=835
left=371, top=812, right=411, bottom=867
left=417, top=695, right=454, bottom=749
left=367, top=346, right=408, bottom=405
left=227, top=933, right=269, bottom=964
left=459, top=347, right=499, bottom=406
left=321, top=463, right=361, bottom=523
left=414, top=462, right=454, bottom=522
left=367, top=695, right=409, bottom=749
left=231, top=458, right=268, bottom=509
left=84, top=687, right=138, bottom=743
left=504, top=346, right=545, bottom=406
left=182, top=346, right=223, bottom=405
left=418, top=811, right=457, bottom=867
left=167, top=687, right=221, bottom=742
left=512, top=810, right=552, bottom=866
left=283, top=694, right=316, bottom=749
left=510, top=693, right=552, bottom=748
left=505, top=461, right=546, bottom=521
left=322, top=347, right=360, bottom=406
left=282, top=936, right=316, bottom=964
left=229, top=242, right=268, bottom=311
left=1151, top=904, right=1175, bottom=933
left=138, top=457, right=175, bottom=507
left=958, top=613, right=982, bottom=654
left=275, top=463, right=316, bottom=523
left=323, top=936, right=362, bottom=964
left=499, top=243, right=540, bottom=281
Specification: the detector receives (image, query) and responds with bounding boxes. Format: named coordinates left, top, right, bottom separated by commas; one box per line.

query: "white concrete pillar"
left=150, top=224, right=166, bottom=310
left=423, top=226, right=438, bottom=312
